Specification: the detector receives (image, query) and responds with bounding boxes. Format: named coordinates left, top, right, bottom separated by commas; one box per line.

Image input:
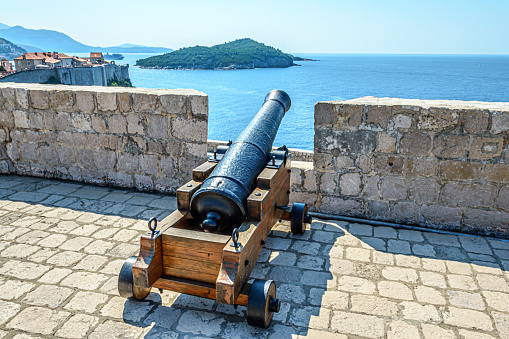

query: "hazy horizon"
left=2, top=0, right=508, bottom=54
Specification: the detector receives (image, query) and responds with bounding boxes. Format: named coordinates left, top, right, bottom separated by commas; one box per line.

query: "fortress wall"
left=0, top=83, right=208, bottom=193
left=0, top=64, right=129, bottom=86
left=304, top=97, right=509, bottom=236
left=1, top=82, right=508, bottom=236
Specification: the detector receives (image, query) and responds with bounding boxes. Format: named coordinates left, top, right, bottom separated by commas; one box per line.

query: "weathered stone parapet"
left=312, top=97, right=509, bottom=237
left=0, top=83, right=208, bottom=193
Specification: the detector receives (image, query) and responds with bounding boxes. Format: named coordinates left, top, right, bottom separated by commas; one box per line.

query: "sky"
left=2, top=0, right=509, bottom=54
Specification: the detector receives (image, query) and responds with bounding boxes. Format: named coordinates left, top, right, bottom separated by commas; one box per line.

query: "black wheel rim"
left=290, top=203, right=307, bottom=234
left=118, top=255, right=137, bottom=298
left=247, top=279, right=277, bottom=328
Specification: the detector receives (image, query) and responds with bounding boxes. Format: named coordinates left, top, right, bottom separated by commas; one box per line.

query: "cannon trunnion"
left=118, top=91, right=311, bottom=328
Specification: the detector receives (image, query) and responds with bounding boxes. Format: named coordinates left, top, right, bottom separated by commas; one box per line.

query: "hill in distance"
left=0, top=37, right=26, bottom=60
left=0, top=24, right=173, bottom=54
left=136, top=38, right=300, bottom=70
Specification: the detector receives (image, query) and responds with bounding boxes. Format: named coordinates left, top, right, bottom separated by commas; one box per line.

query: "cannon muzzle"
left=190, top=90, right=291, bottom=233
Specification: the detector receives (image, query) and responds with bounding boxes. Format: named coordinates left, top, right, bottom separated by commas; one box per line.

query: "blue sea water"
left=119, top=53, right=509, bottom=150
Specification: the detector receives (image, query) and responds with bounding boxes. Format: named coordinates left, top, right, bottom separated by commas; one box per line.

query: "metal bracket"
left=207, top=140, right=232, bottom=162
left=266, top=145, right=289, bottom=169
left=276, top=205, right=292, bottom=212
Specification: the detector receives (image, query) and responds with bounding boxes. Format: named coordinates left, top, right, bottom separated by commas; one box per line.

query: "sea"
left=114, top=53, right=509, bottom=150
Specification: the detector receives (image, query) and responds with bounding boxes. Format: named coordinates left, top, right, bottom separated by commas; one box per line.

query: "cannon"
left=118, top=90, right=312, bottom=328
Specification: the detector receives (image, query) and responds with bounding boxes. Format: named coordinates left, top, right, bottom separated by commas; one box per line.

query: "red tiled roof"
left=90, top=53, right=103, bottom=58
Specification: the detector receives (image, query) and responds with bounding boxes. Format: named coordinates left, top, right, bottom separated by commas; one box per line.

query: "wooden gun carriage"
left=118, top=90, right=311, bottom=328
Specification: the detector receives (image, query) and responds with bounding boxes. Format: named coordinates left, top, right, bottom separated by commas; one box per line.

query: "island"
left=136, top=38, right=310, bottom=70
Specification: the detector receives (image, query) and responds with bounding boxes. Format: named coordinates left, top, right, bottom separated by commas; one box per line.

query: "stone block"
left=127, top=114, right=145, bottom=135
left=20, top=143, right=39, bottom=161
left=14, top=88, right=29, bottom=109
left=469, top=137, right=503, bottom=160
left=409, top=177, right=440, bottom=203
left=28, top=113, right=44, bottom=129
left=484, top=163, right=509, bottom=183
left=185, top=142, right=206, bottom=158
left=374, top=154, right=405, bottom=175
left=57, top=146, right=75, bottom=166
left=404, top=157, right=438, bottom=177
left=364, top=174, right=379, bottom=197
left=159, top=156, right=176, bottom=176
left=497, top=186, right=509, bottom=211
left=51, top=90, right=74, bottom=111
left=91, top=115, right=107, bottom=133
left=75, top=91, right=95, bottom=112
left=440, top=160, right=482, bottom=180
left=134, top=174, right=154, bottom=191
left=491, top=112, right=509, bottom=134
left=399, top=132, right=432, bottom=155
left=171, top=118, right=207, bottom=142
left=464, top=209, right=509, bottom=230
left=381, top=176, right=407, bottom=200
left=376, top=132, right=396, bottom=153
left=367, top=199, right=390, bottom=220
left=71, top=113, right=91, bottom=132
left=78, top=148, right=95, bottom=168
left=358, top=153, right=372, bottom=173
left=148, top=115, right=169, bottom=139
left=96, top=92, right=117, bottom=111
left=319, top=172, right=338, bottom=194
left=95, top=150, right=116, bottom=170
left=393, top=114, right=412, bottom=129
left=313, top=152, right=334, bottom=171
left=189, top=94, right=208, bottom=116
left=463, top=109, right=489, bottom=133
left=336, top=156, right=355, bottom=169
left=339, top=172, right=361, bottom=196
left=418, top=107, right=459, bottom=130
left=6, top=307, right=70, bottom=335
left=319, top=196, right=363, bottom=216
left=314, top=128, right=377, bottom=155
left=118, top=153, right=139, bottom=172
left=339, top=104, right=363, bottom=127
left=140, top=154, right=159, bottom=175
left=289, top=191, right=317, bottom=209
left=132, top=93, right=156, bottom=112
left=314, top=102, right=337, bottom=126
left=42, top=112, right=54, bottom=130
left=13, top=110, right=29, bottom=128
left=433, top=135, right=469, bottom=159
left=442, top=182, right=497, bottom=208
left=108, top=115, right=127, bottom=135
left=0, top=110, right=14, bottom=128
left=117, top=92, right=131, bottom=113
left=302, top=168, right=317, bottom=191
left=365, top=105, right=391, bottom=128
left=55, top=113, right=71, bottom=131
left=392, top=201, right=418, bottom=224
left=26, top=130, right=39, bottom=142
left=40, top=146, right=58, bottom=165
left=420, top=205, right=463, bottom=228
left=443, top=307, right=493, bottom=331
left=29, top=90, right=50, bottom=109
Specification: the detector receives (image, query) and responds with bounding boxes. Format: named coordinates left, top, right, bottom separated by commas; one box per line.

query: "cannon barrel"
left=190, top=90, right=291, bottom=233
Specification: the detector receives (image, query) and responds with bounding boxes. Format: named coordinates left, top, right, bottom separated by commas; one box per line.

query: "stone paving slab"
left=0, top=174, right=508, bottom=338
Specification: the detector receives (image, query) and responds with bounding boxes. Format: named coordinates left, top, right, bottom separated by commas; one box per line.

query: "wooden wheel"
left=118, top=256, right=151, bottom=300
left=290, top=203, right=308, bottom=235
left=246, top=279, right=280, bottom=328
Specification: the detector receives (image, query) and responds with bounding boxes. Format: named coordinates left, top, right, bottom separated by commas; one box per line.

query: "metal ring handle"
left=230, top=228, right=241, bottom=248
left=148, top=217, right=158, bottom=235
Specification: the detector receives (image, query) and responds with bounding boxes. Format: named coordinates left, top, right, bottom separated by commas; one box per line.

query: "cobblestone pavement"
left=0, top=175, right=508, bottom=338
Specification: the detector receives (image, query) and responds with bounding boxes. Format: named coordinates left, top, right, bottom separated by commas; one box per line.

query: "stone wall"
left=299, top=97, right=509, bottom=236
left=0, top=83, right=208, bottom=193
left=0, top=64, right=130, bottom=86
